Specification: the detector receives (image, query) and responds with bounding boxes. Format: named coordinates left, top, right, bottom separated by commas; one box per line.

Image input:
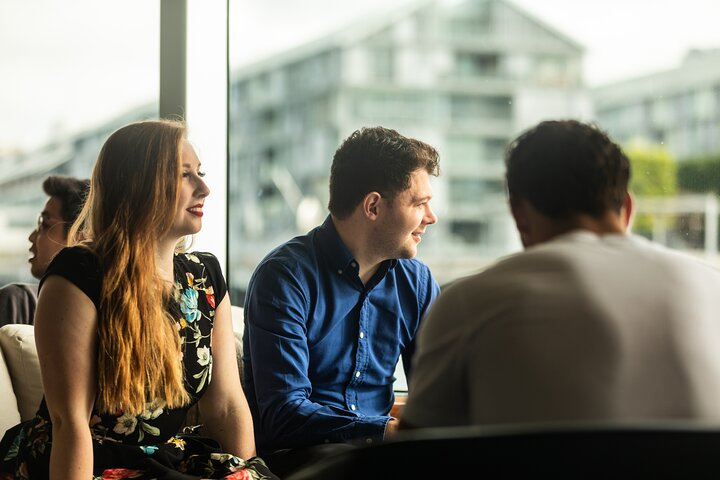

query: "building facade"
left=228, top=0, right=592, bottom=290
left=593, top=49, right=720, bottom=161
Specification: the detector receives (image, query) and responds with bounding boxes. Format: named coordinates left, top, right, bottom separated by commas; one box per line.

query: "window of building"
left=448, top=178, right=505, bottom=204
left=373, top=47, right=395, bottom=80
left=450, top=95, right=512, bottom=121
left=455, top=52, right=500, bottom=77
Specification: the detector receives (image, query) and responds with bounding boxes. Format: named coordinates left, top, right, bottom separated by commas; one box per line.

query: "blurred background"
left=2, top=0, right=720, bottom=306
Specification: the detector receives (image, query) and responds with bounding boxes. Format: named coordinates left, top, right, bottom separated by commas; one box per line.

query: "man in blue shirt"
left=242, top=126, right=441, bottom=475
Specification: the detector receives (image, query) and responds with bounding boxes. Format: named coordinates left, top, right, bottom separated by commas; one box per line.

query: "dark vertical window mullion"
left=160, top=0, right=187, bottom=120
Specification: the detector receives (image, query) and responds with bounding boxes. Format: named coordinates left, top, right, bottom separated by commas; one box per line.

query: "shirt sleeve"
left=40, top=246, right=101, bottom=310
left=244, top=259, right=388, bottom=451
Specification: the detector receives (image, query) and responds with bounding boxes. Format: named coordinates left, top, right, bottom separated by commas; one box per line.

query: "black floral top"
left=0, top=247, right=276, bottom=480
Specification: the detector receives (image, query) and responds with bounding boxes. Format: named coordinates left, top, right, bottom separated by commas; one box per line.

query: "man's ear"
left=362, top=192, right=382, bottom=220
left=510, top=197, right=527, bottom=231
left=509, top=196, right=530, bottom=246
left=621, top=192, right=633, bottom=231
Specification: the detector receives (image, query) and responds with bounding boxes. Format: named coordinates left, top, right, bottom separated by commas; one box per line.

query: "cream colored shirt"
left=403, top=231, right=720, bottom=428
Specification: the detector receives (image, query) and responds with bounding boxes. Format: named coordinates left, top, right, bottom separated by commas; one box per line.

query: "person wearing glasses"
left=0, top=175, right=89, bottom=327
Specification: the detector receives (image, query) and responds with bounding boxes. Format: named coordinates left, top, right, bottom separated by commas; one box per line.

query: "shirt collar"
left=316, top=215, right=398, bottom=275
left=317, top=215, right=358, bottom=274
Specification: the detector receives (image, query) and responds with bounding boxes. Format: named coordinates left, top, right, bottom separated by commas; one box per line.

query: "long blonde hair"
left=71, top=119, right=190, bottom=415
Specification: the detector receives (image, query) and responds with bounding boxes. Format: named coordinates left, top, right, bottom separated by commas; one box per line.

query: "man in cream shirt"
left=401, top=120, right=720, bottom=429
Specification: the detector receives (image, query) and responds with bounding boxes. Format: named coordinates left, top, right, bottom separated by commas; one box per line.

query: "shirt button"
left=359, top=332, right=364, bottom=339
left=350, top=404, right=356, bottom=411
left=355, top=371, right=361, bottom=378
left=337, top=269, right=342, bottom=274
left=351, top=262, right=357, bottom=268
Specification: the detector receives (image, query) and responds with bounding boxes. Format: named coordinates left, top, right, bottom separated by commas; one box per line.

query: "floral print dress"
left=0, top=247, right=277, bottom=480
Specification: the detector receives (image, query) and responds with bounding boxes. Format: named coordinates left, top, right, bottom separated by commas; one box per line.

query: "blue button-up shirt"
left=242, top=215, right=440, bottom=454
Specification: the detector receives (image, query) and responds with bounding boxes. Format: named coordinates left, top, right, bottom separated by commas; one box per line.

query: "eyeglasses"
left=36, top=214, right=65, bottom=234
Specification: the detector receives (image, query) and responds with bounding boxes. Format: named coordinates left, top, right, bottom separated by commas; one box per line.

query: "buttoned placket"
left=344, top=260, right=369, bottom=414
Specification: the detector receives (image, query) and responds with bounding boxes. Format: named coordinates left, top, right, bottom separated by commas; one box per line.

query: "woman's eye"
left=182, top=170, right=205, bottom=178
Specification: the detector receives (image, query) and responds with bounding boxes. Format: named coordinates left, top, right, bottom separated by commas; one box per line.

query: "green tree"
left=678, top=156, right=720, bottom=193
left=624, top=140, right=678, bottom=235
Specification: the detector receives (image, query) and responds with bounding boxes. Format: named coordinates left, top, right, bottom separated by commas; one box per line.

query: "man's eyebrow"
left=412, top=193, right=432, bottom=202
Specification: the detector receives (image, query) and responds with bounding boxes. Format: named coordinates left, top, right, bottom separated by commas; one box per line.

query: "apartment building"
left=593, top=49, right=720, bottom=161
left=228, top=0, right=591, bottom=286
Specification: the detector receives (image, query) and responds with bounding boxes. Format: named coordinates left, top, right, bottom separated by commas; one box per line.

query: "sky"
left=2, top=0, right=720, bottom=150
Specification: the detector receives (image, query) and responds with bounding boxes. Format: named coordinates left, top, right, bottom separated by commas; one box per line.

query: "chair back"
left=285, top=422, right=720, bottom=479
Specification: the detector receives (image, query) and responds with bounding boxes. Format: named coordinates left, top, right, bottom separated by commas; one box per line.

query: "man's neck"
left=332, top=215, right=383, bottom=285
left=572, top=211, right=627, bottom=236
left=514, top=196, right=631, bottom=248
left=537, top=212, right=627, bottom=246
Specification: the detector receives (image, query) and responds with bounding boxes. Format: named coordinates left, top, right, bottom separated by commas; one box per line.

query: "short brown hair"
left=42, top=175, right=90, bottom=233
left=329, top=126, right=440, bottom=219
left=505, top=120, right=630, bottom=218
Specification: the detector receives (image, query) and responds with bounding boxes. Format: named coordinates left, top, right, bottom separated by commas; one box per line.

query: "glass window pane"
left=229, top=0, right=720, bottom=301
left=0, top=0, right=159, bottom=284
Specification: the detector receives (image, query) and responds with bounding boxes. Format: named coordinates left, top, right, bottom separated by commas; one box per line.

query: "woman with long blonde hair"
left=0, top=120, right=277, bottom=479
